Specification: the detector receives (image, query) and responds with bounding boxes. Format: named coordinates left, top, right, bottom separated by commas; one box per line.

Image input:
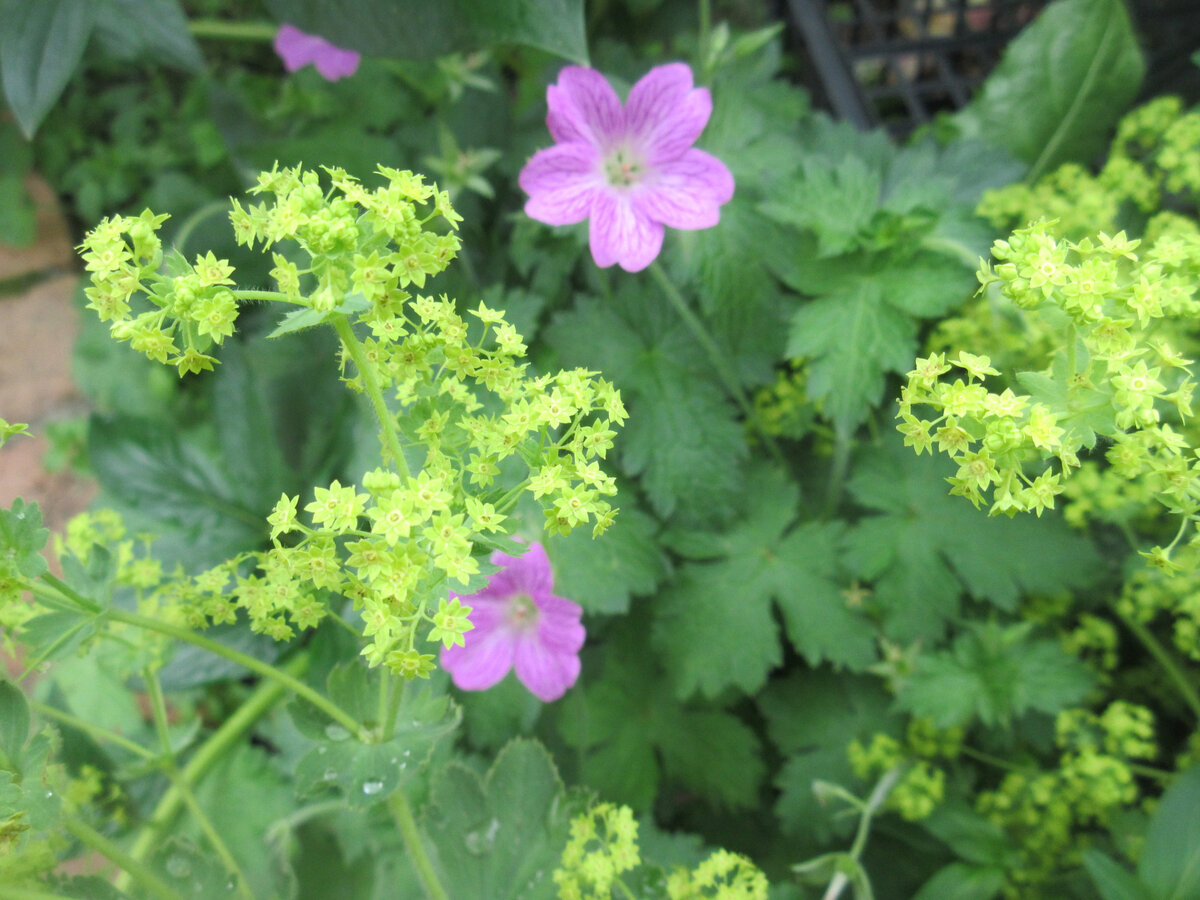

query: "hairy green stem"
left=144, top=669, right=256, bottom=900
left=332, top=314, right=411, bottom=476
left=389, top=790, right=450, bottom=900
left=28, top=699, right=155, bottom=761
left=64, top=815, right=184, bottom=900
left=1118, top=610, right=1200, bottom=721
left=647, top=262, right=786, bottom=466
left=106, top=608, right=360, bottom=734
left=188, top=19, right=277, bottom=41
left=123, top=653, right=312, bottom=884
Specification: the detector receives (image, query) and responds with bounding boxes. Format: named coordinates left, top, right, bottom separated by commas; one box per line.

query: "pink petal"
left=547, top=67, right=624, bottom=148
left=273, top=24, right=360, bottom=81
left=639, top=149, right=734, bottom=229
left=441, top=626, right=516, bottom=691
left=274, top=24, right=322, bottom=72
left=534, top=594, right=585, bottom=652
left=589, top=191, right=664, bottom=272
left=512, top=632, right=581, bottom=701
left=520, top=144, right=603, bottom=226
left=626, top=63, right=713, bottom=163
left=486, top=544, right=555, bottom=598
left=313, top=45, right=361, bottom=81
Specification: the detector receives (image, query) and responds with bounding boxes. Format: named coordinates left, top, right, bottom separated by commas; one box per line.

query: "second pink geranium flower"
left=519, top=63, right=734, bottom=273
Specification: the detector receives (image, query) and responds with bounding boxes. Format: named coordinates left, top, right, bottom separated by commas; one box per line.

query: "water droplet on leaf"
left=362, top=779, right=385, bottom=795
left=325, top=724, right=351, bottom=741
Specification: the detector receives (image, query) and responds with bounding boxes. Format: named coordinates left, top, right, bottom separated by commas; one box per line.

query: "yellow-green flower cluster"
left=665, top=849, right=769, bottom=900
left=552, top=802, right=769, bottom=900
left=1116, top=543, right=1200, bottom=662
left=554, top=803, right=640, bottom=900
left=78, top=211, right=239, bottom=375
left=978, top=95, right=1200, bottom=239
left=73, top=165, right=627, bottom=678
left=847, top=717, right=962, bottom=822
left=975, top=702, right=1156, bottom=897
left=899, top=218, right=1200, bottom=561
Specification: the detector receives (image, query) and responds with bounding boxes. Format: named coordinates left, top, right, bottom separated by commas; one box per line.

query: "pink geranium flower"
left=274, top=24, right=361, bottom=81
left=519, top=63, right=734, bottom=273
left=440, top=543, right=584, bottom=702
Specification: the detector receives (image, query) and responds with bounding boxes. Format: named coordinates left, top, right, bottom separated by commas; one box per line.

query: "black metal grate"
left=787, top=0, right=1052, bottom=137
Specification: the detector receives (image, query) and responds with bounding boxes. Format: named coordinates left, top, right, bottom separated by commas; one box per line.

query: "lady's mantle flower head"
left=440, top=543, right=584, bottom=702
left=519, top=63, right=734, bottom=273
left=274, top=24, right=361, bottom=81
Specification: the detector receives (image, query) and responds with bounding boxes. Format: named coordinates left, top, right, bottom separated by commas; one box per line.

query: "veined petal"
left=547, top=66, right=624, bottom=148
left=589, top=191, right=664, bottom=272
left=485, top=544, right=556, bottom=598
left=534, top=594, right=585, bottom=652
left=638, top=149, right=734, bottom=230
left=513, top=632, right=581, bottom=702
left=626, top=63, right=713, bottom=163
left=519, top=144, right=602, bottom=226
left=441, top=625, right=516, bottom=691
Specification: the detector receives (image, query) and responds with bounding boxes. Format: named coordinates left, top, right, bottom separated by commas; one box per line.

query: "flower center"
left=603, top=146, right=644, bottom=188
left=508, top=593, right=538, bottom=629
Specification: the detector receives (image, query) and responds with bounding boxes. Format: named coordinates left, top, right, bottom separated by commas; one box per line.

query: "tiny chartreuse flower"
left=441, top=543, right=584, bottom=702
left=273, top=23, right=361, bottom=81
left=519, top=62, right=734, bottom=272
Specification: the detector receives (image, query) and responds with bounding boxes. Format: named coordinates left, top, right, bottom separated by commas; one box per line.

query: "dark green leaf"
left=559, top=636, right=764, bottom=811
left=424, top=740, right=586, bottom=900
left=0, top=0, right=94, bottom=137
left=921, top=803, right=1013, bottom=867
left=787, top=283, right=918, bottom=435
left=954, top=0, right=1145, bottom=180
left=548, top=507, right=666, bottom=615
left=758, top=670, right=898, bottom=841
left=263, top=0, right=586, bottom=62
left=911, top=863, right=1006, bottom=900
left=897, top=621, right=1094, bottom=728
left=212, top=341, right=291, bottom=514
left=761, top=155, right=882, bottom=257
left=17, top=610, right=98, bottom=663
left=844, top=434, right=1100, bottom=642
left=1084, top=849, right=1154, bottom=900
left=654, top=467, right=874, bottom=698
left=92, top=0, right=203, bottom=69
left=87, top=415, right=266, bottom=568
left=0, top=120, right=34, bottom=246
left=1138, top=765, right=1200, bottom=900
left=0, top=680, right=30, bottom=763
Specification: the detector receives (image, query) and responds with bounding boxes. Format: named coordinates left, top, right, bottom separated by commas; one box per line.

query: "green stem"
left=123, top=653, right=313, bottom=883
left=107, top=608, right=360, bottom=734
left=822, top=766, right=903, bottom=900
left=1, top=888, right=79, bottom=900
left=38, top=573, right=101, bottom=613
left=389, top=790, right=450, bottom=900
left=144, top=669, right=256, bottom=900
left=188, top=19, right=278, bottom=41
left=28, top=699, right=155, bottom=760
left=820, top=427, right=853, bottom=519
left=647, top=262, right=786, bottom=466
left=64, top=816, right=184, bottom=900
left=332, top=314, right=410, bottom=476
left=232, top=289, right=307, bottom=305
left=614, top=875, right=639, bottom=900
left=1118, top=610, right=1200, bottom=720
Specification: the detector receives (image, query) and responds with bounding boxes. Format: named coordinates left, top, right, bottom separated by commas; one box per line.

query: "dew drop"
left=325, top=724, right=351, bottom=742
left=165, top=856, right=191, bottom=878
left=322, top=769, right=338, bottom=782
left=362, top=779, right=385, bottom=796
left=464, top=817, right=500, bottom=855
